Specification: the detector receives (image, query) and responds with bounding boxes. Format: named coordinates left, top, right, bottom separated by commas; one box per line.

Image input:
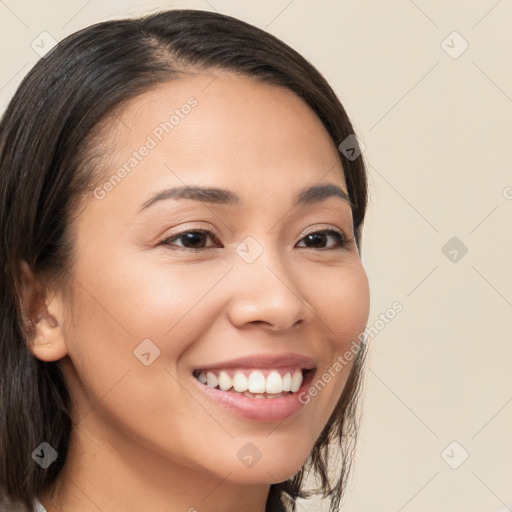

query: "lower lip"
left=191, top=371, right=315, bottom=422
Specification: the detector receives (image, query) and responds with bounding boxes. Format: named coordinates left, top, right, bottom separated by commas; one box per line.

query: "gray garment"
left=32, top=498, right=47, bottom=512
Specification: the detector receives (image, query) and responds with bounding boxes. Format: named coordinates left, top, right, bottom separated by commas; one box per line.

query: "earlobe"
left=18, top=260, right=69, bottom=362
left=28, top=308, right=68, bottom=362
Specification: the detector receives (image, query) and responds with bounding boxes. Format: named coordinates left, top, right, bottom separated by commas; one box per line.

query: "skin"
left=25, top=72, right=370, bottom=512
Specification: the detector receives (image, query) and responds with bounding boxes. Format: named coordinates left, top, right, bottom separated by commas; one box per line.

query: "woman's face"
left=54, top=72, right=370, bottom=484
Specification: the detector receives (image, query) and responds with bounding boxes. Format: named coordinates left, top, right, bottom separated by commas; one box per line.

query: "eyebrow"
left=138, top=183, right=354, bottom=212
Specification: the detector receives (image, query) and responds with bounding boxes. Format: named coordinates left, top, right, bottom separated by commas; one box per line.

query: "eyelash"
left=159, top=227, right=353, bottom=252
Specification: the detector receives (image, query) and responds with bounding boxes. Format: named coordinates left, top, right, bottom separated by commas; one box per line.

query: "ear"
left=18, top=260, right=68, bottom=362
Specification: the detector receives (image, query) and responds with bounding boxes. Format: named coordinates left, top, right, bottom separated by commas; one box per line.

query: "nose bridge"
left=226, top=234, right=307, bottom=330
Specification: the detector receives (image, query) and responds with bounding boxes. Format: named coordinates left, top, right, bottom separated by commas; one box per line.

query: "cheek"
left=309, top=260, right=370, bottom=344
left=67, top=248, right=232, bottom=357
left=61, top=253, right=235, bottom=431
left=60, top=257, right=239, bottom=469
left=298, top=261, right=369, bottom=418
left=112, top=257, right=235, bottom=351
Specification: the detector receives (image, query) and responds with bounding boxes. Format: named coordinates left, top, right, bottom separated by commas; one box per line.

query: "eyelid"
left=162, top=222, right=221, bottom=239
left=299, top=223, right=347, bottom=239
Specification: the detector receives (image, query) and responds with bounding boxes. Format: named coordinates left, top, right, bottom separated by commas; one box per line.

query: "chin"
left=209, top=443, right=312, bottom=485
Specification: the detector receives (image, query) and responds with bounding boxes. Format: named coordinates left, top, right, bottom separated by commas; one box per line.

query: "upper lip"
left=193, top=352, right=317, bottom=371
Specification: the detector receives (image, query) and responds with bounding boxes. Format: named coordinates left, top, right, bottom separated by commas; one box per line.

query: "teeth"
left=233, top=372, right=249, bottom=392
left=218, top=371, right=232, bottom=391
left=282, top=372, right=291, bottom=392
left=266, top=371, right=283, bottom=394
left=243, top=390, right=289, bottom=399
left=197, top=368, right=306, bottom=395
left=206, top=372, right=218, bottom=388
left=290, top=370, right=303, bottom=392
left=248, top=370, right=266, bottom=393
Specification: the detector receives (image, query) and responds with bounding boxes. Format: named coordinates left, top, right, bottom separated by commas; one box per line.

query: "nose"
left=226, top=239, right=309, bottom=331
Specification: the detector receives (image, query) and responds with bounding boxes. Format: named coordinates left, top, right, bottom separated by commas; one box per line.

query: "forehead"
left=87, top=72, right=348, bottom=215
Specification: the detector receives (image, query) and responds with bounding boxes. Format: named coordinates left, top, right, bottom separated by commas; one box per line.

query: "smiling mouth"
left=192, top=367, right=315, bottom=399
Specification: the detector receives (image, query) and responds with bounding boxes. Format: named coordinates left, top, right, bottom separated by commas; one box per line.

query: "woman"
left=0, top=9, right=370, bottom=512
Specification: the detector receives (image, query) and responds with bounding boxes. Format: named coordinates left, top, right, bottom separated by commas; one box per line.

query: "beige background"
left=1, top=1, right=511, bottom=511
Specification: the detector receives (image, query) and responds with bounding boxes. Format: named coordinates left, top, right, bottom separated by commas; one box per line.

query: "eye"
left=295, top=229, right=350, bottom=250
left=159, top=227, right=352, bottom=252
left=160, top=229, right=221, bottom=251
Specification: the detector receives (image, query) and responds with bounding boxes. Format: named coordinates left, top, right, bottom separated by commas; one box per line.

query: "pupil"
left=185, top=232, right=205, bottom=247
left=306, top=233, right=325, bottom=248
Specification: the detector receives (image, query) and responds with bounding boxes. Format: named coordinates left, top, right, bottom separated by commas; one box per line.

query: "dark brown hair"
left=0, top=9, right=368, bottom=512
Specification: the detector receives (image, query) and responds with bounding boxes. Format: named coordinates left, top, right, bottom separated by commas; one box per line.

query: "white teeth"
left=206, top=371, right=218, bottom=388
left=218, top=371, right=233, bottom=391
left=248, top=370, right=266, bottom=393
left=266, top=371, right=283, bottom=394
left=244, top=390, right=289, bottom=399
left=290, top=370, right=303, bottom=392
left=197, top=368, right=306, bottom=395
left=233, top=372, right=249, bottom=392
left=282, top=372, right=291, bottom=392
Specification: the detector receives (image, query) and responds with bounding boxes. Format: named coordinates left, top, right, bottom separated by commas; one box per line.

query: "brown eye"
left=161, top=230, right=220, bottom=250
left=296, top=229, right=347, bottom=250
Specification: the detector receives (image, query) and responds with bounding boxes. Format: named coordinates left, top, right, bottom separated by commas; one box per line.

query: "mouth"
left=190, top=354, right=317, bottom=422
